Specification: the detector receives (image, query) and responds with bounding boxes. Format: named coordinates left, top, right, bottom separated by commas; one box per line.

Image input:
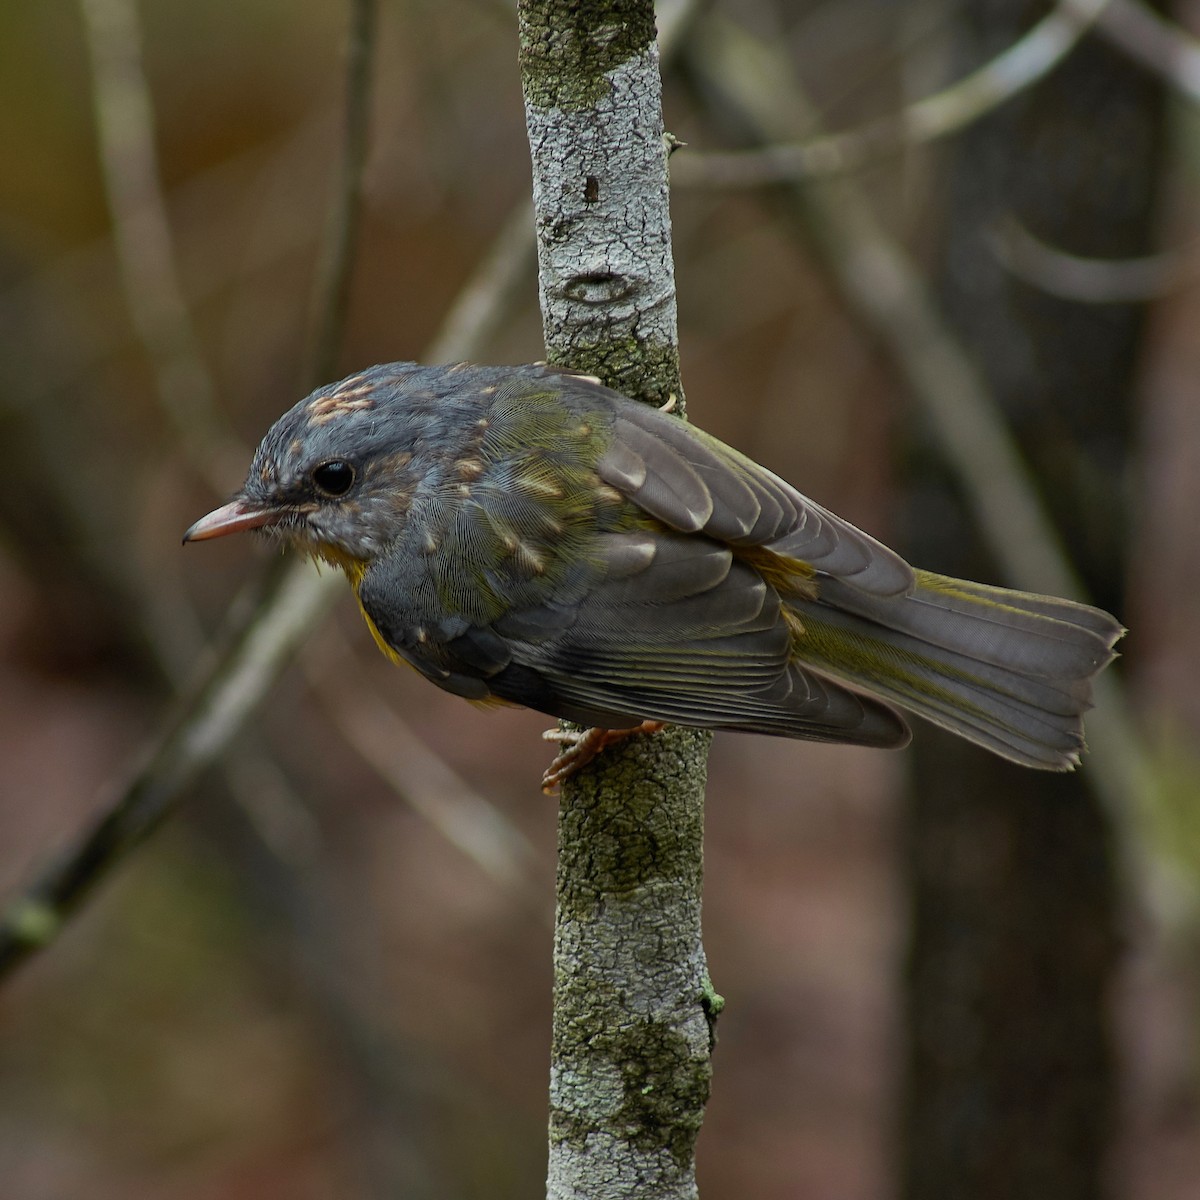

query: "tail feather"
left=789, top=570, right=1124, bottom=770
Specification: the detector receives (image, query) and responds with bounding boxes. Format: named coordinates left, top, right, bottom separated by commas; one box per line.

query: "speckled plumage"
left=185, top=362, right=1124, bottom=770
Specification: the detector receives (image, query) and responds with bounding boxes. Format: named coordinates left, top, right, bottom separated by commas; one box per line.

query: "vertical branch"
left=307, top=0, right=379, bottom=387
left=520, top=0, right=680, bottom=401
left=517, top=4, right=715, bottom=1198
left=0, top=0, right=380, bottom=982
left=78, top=0, right=234, bottom=475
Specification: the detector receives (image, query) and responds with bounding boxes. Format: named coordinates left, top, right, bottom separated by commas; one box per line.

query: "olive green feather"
left=186, top=361, right=1125, bottom=772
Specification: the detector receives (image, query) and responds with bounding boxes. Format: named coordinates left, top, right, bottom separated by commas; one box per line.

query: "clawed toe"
left=540, top=721, right=668, bottom=793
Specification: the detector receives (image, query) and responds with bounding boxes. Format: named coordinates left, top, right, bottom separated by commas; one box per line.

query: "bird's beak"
left=183, top=497, right=287, bottom=543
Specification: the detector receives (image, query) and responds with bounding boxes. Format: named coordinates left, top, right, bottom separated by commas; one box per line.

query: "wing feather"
left=590, top=386, right=913, bottom=595
left=356, top=368, right=913, bottom=748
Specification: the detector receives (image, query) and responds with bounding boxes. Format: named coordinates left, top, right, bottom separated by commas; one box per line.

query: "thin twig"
left=303, top=626, right=545, bottom=907
left=77, top=0, right=240, bottom=479
left=990, top=214, right=1197, bottom=303
left=686, top=14, right=1184, bottom=927
left=673, top=0, right=1112, bottom=187
left=77, top=0, right=249, bottom=681
left=1098, top=0, right=1200, bottom=104
left=0, top=0, right=381, bottom=982
left=307, top=0, right=379, bottom=387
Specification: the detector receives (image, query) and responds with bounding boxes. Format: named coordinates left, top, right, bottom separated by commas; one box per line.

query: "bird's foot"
left=540, top=721, right=667, bottom=793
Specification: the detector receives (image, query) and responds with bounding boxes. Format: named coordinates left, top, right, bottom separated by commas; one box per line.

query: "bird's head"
left=184, top=365, right=429, bottom=573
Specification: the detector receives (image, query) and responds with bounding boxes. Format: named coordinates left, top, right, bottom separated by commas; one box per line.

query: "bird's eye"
left=311, top=460, right=356, bottom=497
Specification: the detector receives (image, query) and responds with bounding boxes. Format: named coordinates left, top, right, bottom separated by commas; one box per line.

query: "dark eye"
left=311, top=460, right=356, bottom=497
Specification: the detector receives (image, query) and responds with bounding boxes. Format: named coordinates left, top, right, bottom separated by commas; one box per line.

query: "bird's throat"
left=307, top=540, right=370, bottom=580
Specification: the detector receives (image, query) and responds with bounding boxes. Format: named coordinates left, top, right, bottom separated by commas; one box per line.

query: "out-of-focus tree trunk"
left=901, top=6, right=1164, bottom=1198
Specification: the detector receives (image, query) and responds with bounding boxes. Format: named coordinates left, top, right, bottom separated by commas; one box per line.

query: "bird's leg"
left=540, top=721, right=667, bottom=793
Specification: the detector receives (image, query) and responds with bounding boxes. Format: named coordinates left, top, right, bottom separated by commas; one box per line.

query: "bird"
left=184, top=361, right=1124, bottom=789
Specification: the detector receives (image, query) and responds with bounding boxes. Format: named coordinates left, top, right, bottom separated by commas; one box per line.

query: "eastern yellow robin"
left=184, top=362, right=1123, bottom=782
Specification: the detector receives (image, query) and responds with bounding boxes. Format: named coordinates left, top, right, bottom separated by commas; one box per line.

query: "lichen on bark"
left=518, top=6, right=715, bottom=1193
left=518, top=0, right=657, bottom=111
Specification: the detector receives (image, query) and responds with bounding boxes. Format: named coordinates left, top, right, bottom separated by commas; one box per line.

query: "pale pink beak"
left=182, top=497, right=286, bottom=543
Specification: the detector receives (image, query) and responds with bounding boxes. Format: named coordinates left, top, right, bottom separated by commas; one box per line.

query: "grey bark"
left=516, top=3, right=716, bottom=1198
left=520, top=1, right=681, bottom=405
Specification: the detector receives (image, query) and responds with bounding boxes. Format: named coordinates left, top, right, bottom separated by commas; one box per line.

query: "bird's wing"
left=502, top=528, right=910, bottom=746
left=358, top=497, right=908, bottom=746
left=581, top=381, right=915, bottom=597
left=353, top=370, right=907, bottom=745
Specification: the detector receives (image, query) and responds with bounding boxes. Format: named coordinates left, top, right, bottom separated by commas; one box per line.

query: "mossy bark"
left=517, top=3, right=715, bottom=1197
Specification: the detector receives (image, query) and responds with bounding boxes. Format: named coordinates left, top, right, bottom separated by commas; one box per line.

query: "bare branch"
left=673, top=0, right=1113, bottom=187
left=303, top=627, right=544, bottom=905
left=78, top=0, right=240, bottom=479
left=0, top=17, right=569, bottom=983
left=990, top=214, right=1197, bottom=303
left=686, top=14, right=1183, bottom=927
left=518, top=2, right=714, bottom=1196
left=1098, top=0, right=1200, bottom=104
left=306, top=0, right=380, bottom=387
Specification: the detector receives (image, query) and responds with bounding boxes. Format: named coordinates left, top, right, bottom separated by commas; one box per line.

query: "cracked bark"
left=517, top=3, right=715, bottom=1198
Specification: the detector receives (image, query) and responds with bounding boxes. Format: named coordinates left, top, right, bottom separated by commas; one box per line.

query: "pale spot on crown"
left=307, top=379, right=377, bottom=425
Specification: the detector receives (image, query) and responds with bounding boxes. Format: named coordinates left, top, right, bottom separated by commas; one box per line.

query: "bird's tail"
left=786, top=570, right=1124, bottom=770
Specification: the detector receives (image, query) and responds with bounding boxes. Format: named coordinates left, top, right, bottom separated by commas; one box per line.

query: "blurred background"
left=2, top=0, right=1200, bottom=1196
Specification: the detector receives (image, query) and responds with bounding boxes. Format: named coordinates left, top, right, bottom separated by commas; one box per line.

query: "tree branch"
left=306, top=0, right=379, bottom=387
left=78, top=0, right=236, bottom=476
left=1098, top=0, right=1200, bottom=104
left=673, top=0, right=1112, bottom=186
left=517, top=2, right=714, bottom=1196
left=685, top=13, right=1181, bottom=925
left=989, top=213, right=1196, bottom=303
left=0, top=0, right=383, bottom=981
